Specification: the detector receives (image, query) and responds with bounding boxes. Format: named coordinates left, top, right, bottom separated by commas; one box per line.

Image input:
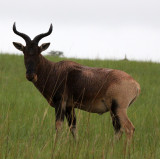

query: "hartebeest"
left=13, top=23, right=140, bottom=140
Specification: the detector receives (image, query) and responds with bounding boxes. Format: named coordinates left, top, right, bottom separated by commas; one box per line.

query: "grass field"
left=0, top=54, right=160, bottom=159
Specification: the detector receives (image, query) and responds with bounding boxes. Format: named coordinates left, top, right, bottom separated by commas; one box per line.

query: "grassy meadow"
left=0, top=54, right=160, bottom=159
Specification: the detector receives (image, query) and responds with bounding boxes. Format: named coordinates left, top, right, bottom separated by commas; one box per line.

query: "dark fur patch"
left=65, top=107, right=76, bottom=127
left=111, top=99, right=121, bottom=132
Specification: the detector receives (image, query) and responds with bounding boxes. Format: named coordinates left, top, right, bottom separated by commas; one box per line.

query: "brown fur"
left=13, top=23, right=140, bottom=140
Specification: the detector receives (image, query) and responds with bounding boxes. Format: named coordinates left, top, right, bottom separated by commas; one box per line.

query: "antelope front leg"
left=65, top=107, right=77, bottom=139
left=55, top=100, right=66, bottom=133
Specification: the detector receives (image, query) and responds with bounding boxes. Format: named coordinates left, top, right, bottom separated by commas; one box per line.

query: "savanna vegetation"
left=0, top=54, right=160, bottom=159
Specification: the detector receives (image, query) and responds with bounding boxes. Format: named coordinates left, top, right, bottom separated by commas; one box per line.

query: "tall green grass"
left=0, top=54, right=160, bottom=159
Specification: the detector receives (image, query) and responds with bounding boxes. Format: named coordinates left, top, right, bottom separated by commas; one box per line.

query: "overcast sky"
left=0, top=0, right=160, bottom=61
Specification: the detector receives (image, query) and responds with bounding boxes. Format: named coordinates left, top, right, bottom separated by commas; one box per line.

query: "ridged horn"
left=13, top=22, right=31, bottom=44
left=33, top=24, right=53, bottom=44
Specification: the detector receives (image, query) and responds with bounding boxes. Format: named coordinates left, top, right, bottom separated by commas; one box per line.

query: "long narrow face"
left=23, top=43, right=43, bottom=82
left=12, top=23, right=52, bottom=82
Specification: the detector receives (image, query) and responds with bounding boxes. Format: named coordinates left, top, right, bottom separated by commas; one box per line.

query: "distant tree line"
left=48, top=50, right=64, bottom=57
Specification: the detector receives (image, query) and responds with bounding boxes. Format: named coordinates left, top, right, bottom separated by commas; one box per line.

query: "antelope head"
left=13, top=23, right=53, bottom=82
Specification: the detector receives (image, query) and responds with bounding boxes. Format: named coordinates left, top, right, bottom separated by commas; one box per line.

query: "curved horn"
left=13, top=22, right=31, bottom=43
left=33, top=24, right=53, bottom=44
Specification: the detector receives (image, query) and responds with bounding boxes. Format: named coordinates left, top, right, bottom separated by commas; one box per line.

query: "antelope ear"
left=13, top=42, right=24, bottom=51
left=40, top=43, right=50, bottom=52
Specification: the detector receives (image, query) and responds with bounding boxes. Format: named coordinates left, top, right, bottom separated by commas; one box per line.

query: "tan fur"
left=56, top=121, right=63, bottom=131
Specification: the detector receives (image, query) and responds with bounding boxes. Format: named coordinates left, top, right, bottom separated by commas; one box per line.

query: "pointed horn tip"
left=13, top=22, right=16, bottom=27
left=49, top=24, right=53, bottom=31
left=13, top=22, right=16, bottom=31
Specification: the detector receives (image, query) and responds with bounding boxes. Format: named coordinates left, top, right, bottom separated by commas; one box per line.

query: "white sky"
left=0, top=0, right=160, bottom=61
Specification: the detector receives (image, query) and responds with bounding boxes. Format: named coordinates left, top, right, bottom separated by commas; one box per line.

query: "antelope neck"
left=34, top=55, right=55, bottom=88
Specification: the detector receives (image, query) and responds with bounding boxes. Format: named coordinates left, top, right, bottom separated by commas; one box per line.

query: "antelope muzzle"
left=26, top=73, right=37, bottom=83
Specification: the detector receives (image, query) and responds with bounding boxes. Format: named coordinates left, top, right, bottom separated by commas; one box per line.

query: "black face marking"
left=26, top=61, right=35, bottom=74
